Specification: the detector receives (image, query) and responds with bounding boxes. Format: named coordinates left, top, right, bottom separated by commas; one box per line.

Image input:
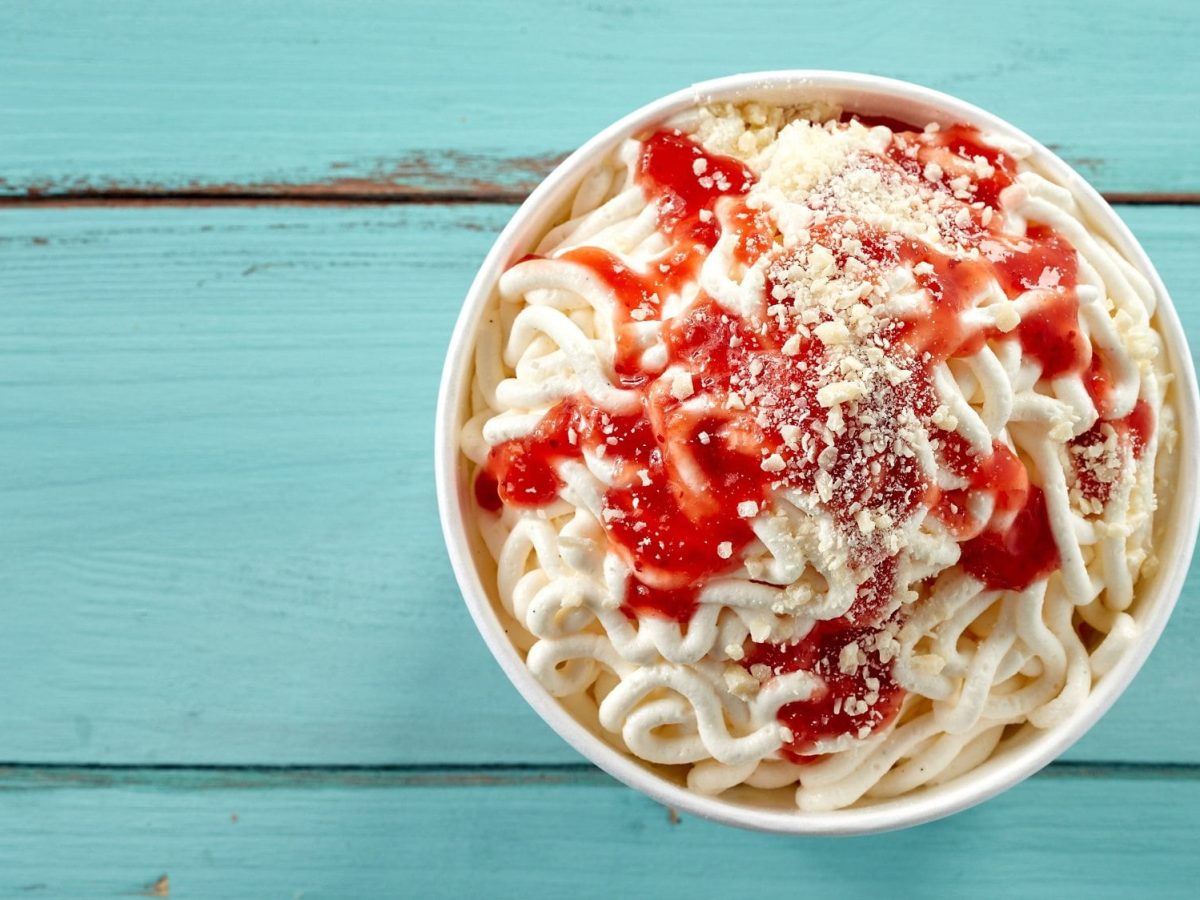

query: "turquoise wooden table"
left=3, top=1, right=1198, bottom=895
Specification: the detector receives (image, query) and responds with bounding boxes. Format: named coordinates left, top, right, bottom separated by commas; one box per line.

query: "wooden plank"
left=1, top=203, right=1197, bottom=766
left=0, top=203, right=564, bottom=765
left=3, top=0, right=1199, bottom=198
left=0, top=766, right=1196, bottom=897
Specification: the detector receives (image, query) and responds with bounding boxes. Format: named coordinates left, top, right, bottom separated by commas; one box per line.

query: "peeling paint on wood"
left=3, top=0, right=1199, bottom=199
left=0, top=187, right=1197, bottom=209
left=0, top=151, right=567, bottom=204
left=138, top=875, right=170, bottom=898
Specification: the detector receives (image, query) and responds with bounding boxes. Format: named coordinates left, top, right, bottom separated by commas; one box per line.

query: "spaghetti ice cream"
left=460, top=102, right=1175, bottom=811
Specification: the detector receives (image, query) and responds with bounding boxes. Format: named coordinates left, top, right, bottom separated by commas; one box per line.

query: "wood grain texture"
left=1, top=203, right=1196, bottom=765
left=6, top=0, right=1199, bottom=886
left=0, top=204, right=559, bottom=765
left=3, top=0, right=1198, bottom=199
left=0, top=767, right=1196, bottom=897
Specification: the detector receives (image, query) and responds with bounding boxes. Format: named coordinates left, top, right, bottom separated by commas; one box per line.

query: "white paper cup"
left=435, top=71, right=1200, bottom=834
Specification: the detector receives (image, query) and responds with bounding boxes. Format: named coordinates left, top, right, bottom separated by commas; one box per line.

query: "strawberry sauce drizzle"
left=1068, top=398, right=1154, bottom=505
left=476, top=121, right=1152, bottom=755
left=744, top=617, right=906, bottom=761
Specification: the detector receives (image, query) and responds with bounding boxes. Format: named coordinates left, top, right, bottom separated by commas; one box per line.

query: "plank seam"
left=0, top=761, right=1196, bottom=787
left=0, top=191, right=1196, bottom=208
left=0, top=191, right=529, bottom=208
left=0, top=762, right=598, bottom=773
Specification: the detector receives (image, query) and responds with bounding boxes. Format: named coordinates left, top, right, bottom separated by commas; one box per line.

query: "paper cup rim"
left=435, top=71, right=1200, bottom=835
